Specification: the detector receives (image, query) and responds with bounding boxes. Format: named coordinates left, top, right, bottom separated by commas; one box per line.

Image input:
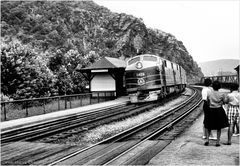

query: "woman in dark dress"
left=204, top=81, right=229, bottom=147
left=202, top=78, right=215, bottom=139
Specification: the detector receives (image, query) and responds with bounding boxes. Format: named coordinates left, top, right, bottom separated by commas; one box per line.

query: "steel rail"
left=1, top=103, right=133, bottom=143
left=2, top=101, right=160, bottom=143
left=24, top=103, right=154, bottom=142
left=1, top=103, right=125, bottom=133
left=48, top=88, right=199, bottom=166
left=104, top=89, right=201, bottom=165
left=100, top=89, right=197, bottom=144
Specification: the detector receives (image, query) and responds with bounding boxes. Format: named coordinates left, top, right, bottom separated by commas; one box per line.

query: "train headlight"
left=138, top=78, right=145, bottom=85
left=136, top=62, right=143, bottom=69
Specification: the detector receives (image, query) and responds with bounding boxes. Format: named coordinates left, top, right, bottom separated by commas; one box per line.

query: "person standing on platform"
left=202, top=78, right=216, bottom=140
left=204, top=80, right=229, bottom=147
left=225, top=83, right=240, bottom=145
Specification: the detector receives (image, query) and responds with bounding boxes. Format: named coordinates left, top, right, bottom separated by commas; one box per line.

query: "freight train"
left=125, top=54, right=187, bottom=103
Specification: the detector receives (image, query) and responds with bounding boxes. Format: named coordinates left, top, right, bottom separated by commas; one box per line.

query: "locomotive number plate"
left=136, top=72, right=145, bottom=77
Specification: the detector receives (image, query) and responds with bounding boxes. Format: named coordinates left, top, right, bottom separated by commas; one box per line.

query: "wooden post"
left=58, top=97, right=60, bottom=110
left=65, top=96, right=67, bottom=109
left=80, top=96, right=82, bottom=106
left=90, top=94, right=92, bottom=104
left=3, top=103, right=7, bottom=121
left=98, top=92, right=100, bottom=103
left=43, top=99, right=46, bottom=114
left=26, top=101, right=28, bottom=117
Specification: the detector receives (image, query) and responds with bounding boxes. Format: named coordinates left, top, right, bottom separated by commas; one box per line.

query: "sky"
left=94, top=0, right=239, bottom=64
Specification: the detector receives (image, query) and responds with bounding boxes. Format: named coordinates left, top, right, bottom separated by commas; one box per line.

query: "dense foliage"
left=1, top=1, right=203, bottom=100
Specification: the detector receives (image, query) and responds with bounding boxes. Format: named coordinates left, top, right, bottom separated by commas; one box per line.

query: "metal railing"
left=1, top=91, right=116, bottom=121
left=200, top=75, right=238, bottom=84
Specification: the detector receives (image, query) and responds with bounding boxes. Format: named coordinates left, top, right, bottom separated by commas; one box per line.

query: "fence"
left=1, top=91, right=116, bottom=121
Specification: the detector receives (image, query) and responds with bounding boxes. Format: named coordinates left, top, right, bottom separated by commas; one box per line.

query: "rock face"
left=1, top=1, right=203, bottom=98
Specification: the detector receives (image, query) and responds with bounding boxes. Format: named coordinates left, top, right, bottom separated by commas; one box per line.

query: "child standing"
left=225, top=84, right=240, bottom=145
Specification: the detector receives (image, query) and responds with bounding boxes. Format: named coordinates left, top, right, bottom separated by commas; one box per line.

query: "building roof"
left=105, top=57, right=126, bottom=68
left=80, top=56, right=126, bottom=71
left=234, top=65, right=239, bottom=75
left=234, top=65, right=239, bottom=71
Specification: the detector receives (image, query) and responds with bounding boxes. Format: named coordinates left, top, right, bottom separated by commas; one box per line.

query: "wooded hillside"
left=1, top=1, right=203, bottom=100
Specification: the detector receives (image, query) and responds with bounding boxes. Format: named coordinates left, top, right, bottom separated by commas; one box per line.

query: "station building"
left=78, top=56, right=126, bottom=97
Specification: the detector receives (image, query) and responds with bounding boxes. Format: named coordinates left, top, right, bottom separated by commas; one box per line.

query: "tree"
left=1, top=39, right=56, bottom=99
left=133, top=34, right=143, bottom=54
left=1, top=0, right=204, bottom=93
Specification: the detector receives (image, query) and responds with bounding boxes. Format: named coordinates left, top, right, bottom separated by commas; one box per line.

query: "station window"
left=164, top=61, right=167, bottom=67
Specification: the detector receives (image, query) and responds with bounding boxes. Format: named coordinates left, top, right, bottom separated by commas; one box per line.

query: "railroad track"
left=2, top=89, right=186, bottom=144
left=1, top=103, right=130, bottom=143
left=1, top=101, right=162, bottom=144
left=48, top=87, right=201, bottom=165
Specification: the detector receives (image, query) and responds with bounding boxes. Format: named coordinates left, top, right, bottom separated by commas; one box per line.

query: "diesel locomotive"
left=125, top=54, right=187, bottom=103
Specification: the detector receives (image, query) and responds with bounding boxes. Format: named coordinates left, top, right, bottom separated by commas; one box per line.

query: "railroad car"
left=125, top=54, right=187, bottom=103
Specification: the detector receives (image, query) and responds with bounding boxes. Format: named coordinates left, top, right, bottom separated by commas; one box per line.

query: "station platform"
left=1, top=96, right=130, bottom=131
left=148, top=113, right=239, bottom=165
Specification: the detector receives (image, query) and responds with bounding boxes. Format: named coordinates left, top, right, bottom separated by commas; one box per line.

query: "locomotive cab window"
left=143, top=56, right=157, bottom=62
left=164, top=61, right=167, bottom=67
left=128, top=57, right=140, bottom=65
